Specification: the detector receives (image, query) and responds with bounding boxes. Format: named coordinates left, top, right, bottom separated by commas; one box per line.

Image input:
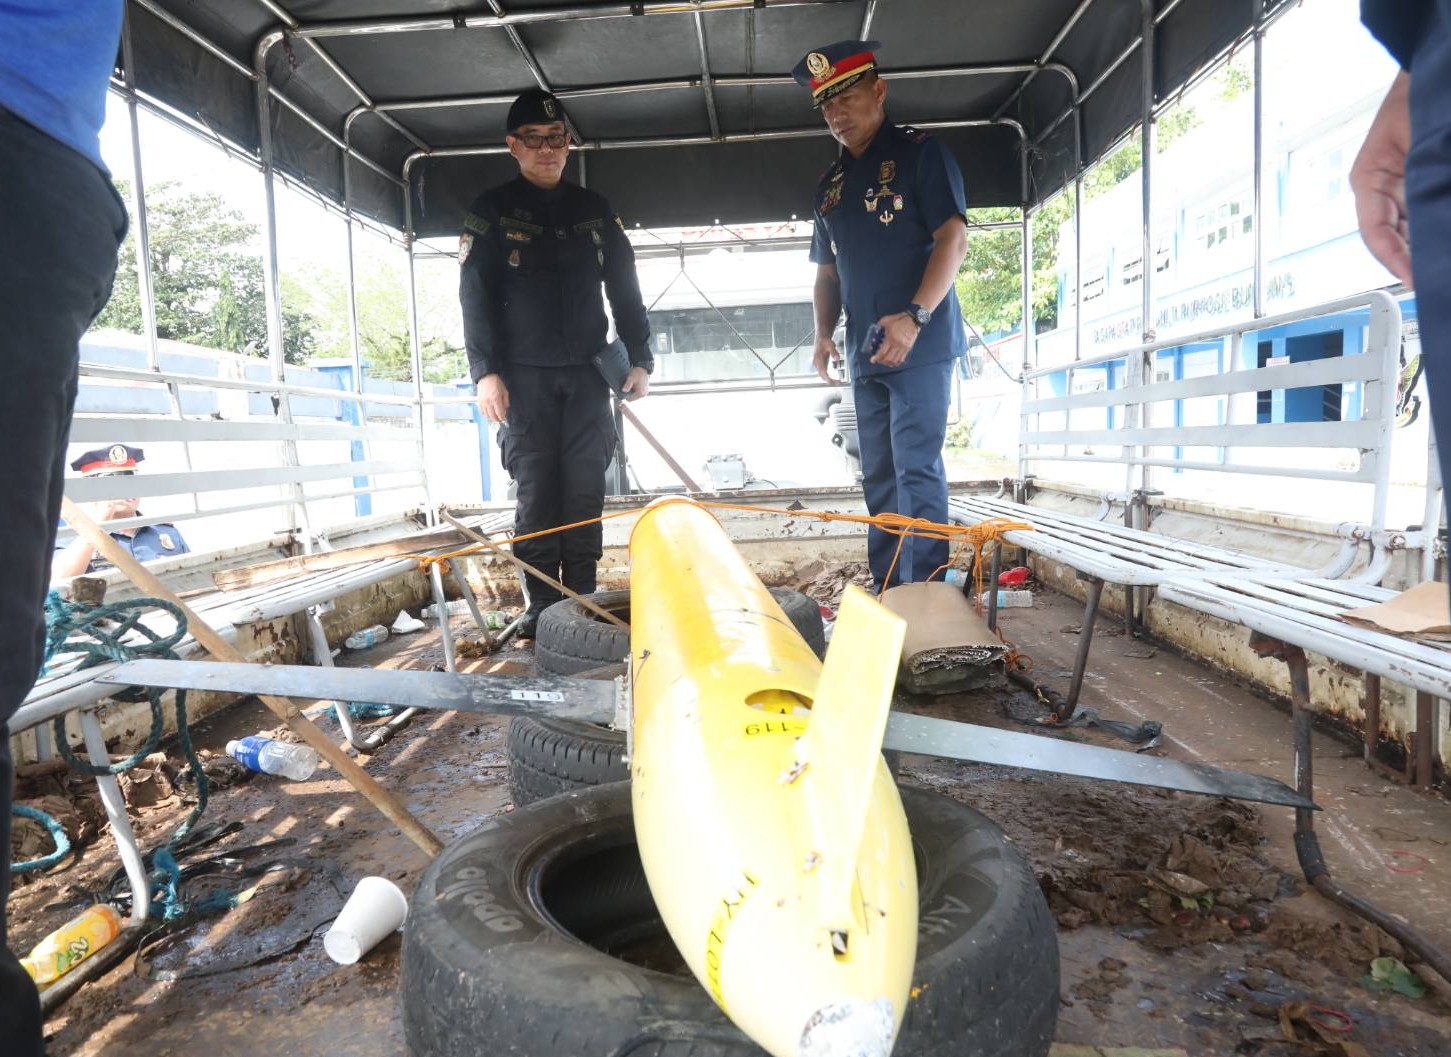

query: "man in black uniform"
left=1355, top=2, right=1451, bottom=552
left=460, top=89, right=652, bottom=636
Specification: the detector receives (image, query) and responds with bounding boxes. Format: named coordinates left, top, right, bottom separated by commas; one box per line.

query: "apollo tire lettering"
left=439, top=865, right=523, bottom=932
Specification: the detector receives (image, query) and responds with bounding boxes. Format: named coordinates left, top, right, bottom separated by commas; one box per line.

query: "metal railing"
left=58, top=351, right=438, bottom=545
left=1019, top=290, right=1403, bottom=533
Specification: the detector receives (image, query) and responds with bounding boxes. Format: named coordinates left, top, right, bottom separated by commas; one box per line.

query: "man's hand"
left=476, top=374, right=510, bottom=422
left=99, top=499, right=136, bottom=523
left=870, top=313, right=919, bottom=369
left=813, top=336, right=844, bottom=385
left=1350, top=72, right=1414, bottom=287
left=622, top=366, right=650, bottom=401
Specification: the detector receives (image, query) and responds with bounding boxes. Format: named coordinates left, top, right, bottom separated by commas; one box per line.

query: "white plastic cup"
left=323, top=876, right=409, bottom=965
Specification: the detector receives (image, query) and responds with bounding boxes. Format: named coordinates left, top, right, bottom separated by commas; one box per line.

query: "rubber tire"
left=535, top=587, right=825, bottom=676
left=512, top=588, right=826, bottom=806
left=507, top=715, right=901, bottom=808
left=402, top=782, right=1057, bottom=1057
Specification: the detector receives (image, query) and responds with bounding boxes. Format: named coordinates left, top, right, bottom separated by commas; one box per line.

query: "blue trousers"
left=1408, top=1, right=1451, bottom=532
left=852, top=359, right=953, bottom=589
left=0, top=108, right=126, bottom=1056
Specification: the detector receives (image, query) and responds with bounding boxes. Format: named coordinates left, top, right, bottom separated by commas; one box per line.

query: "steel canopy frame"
left=111, top=0, right=1286, bottom=505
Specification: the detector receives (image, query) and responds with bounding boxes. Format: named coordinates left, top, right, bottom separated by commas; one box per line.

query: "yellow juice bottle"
left=20, top=904, right=122, bottom=987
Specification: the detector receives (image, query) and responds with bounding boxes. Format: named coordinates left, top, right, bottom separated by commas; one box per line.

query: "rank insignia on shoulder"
left=459, top=233, right=474, bottom=264
left=615, top=215, right=625, bottom=229
left=879, top=160, right=896, bottom=183
left=508, top=249, right=521, bottom=268
left=902, top=125, right=928, bottom=143
left=820, top=182, right=843, bottom=214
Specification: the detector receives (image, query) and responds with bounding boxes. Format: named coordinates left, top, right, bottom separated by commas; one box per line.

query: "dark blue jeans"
left=1408, top=2, right=1451, bottom=545
left=0, top=107, right=126, bottom=1056
left=852, top=359, right=953, bottom=589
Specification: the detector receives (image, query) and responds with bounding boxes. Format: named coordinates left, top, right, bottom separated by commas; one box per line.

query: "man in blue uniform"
left=796, top=40, right=970, bottom=590
left=460, top=89, right=652, bottom=637
left=52, top=446, right=192, bottom=579
left=2, top=4, right=128, bottom=1051
left=1354, top=2, right=1451, bottom=550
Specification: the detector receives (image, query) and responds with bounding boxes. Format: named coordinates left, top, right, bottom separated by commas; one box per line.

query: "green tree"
left=96, top=181, right=318, bottom=364
left=293, top=257, right=466, bottom=384
left=956, top=105, right=1201, bottom=335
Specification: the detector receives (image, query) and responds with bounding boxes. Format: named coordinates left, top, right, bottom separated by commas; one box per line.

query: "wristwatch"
left=905, top=303, right=931, bottom=329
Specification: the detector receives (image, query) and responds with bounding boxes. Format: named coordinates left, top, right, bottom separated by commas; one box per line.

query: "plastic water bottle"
left=980, top=589, right=1034, bottom=608
left=945, top=568, right=970, bottom=588
left=21, top=904, right=122, bottom=986
left=421, top=599, right=471, bottom=620
left=226, top=736, right=319, bottom=781
left=344, top=624, right=389, bottom=650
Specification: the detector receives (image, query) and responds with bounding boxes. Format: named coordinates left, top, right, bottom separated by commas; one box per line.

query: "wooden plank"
left=619, top=399, right=702, bottom=492
left=61, top=497, right=445, bottom=859
left=210, top=524, right=479, bottom=590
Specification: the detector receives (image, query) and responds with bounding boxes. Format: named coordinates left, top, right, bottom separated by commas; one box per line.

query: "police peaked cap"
left=791, top=40, right=882, bottom=105
left=72, top=444, right=144, bottom=476
left=507, top=89, right=568, bottom=132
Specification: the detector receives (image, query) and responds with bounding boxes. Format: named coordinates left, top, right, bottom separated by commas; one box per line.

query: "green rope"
left=10, top=804, right=72, bottom=875
left=13, top=591, right=210, bottom=918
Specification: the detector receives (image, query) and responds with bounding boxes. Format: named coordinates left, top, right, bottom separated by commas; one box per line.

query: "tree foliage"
left=96, top=181, right=317, bottom=363
left=94, top=182, right=466, bottom=381
left=955, top=105, right=1202, bottom=336
left=294, top=256, right=467, bottom=384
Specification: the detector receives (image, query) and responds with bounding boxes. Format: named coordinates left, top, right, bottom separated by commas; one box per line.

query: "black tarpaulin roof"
left=126, top=0, right=1283, bottom=237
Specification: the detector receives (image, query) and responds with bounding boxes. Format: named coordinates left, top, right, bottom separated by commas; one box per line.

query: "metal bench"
left=1158, top=574, right=1447, bottom=788
left=10, top=509, right=513, bottom=1005
left=948, top=290, right=1409, bottom=717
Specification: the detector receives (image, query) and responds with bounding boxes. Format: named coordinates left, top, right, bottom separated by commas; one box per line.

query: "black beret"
left=506, top=89, right=567, bottom=132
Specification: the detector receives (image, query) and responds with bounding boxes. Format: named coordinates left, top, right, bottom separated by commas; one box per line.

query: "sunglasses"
left=512, top=131, right=569, bottom=150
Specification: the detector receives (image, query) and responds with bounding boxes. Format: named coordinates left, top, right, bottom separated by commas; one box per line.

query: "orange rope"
left=415, top=504, right=1036, bottom=665
left=417, top=505, right=1031, bottom=576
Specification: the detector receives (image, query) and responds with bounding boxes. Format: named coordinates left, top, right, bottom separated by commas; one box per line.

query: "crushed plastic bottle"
left=979, top=589, right=1034, bottom=608
left=344, top=624, right=389, bottom=650
left=421, top=599, right=472, bottom=620
left=226, top=736, right=320, bottom=781
left=21, top=904, right=122, bottom=986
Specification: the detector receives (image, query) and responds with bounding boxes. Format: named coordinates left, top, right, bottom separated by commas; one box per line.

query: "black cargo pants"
left=498, top=364, right=616, bottom=611
left=0, top=108, right=127, bottom=1057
